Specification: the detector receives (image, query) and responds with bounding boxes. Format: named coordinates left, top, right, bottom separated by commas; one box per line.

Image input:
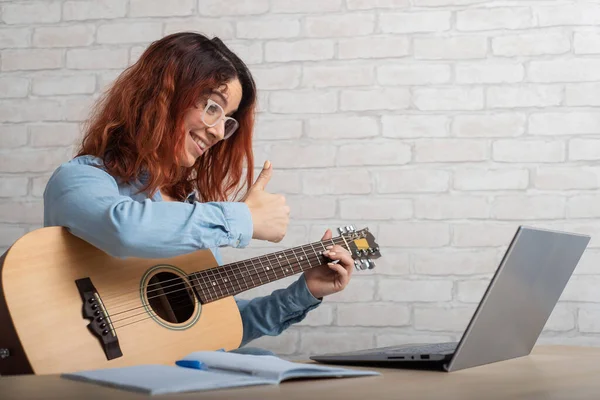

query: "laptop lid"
left=445, top=226, right=590, bottom=372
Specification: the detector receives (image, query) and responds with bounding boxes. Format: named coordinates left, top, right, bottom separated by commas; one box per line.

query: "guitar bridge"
left=75, top=278, right=122, bottom=360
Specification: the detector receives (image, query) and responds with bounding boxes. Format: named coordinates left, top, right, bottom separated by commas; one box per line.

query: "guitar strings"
left=103, top=237, right=348, bottom=314
left=110, top=250, right=339, bottom=330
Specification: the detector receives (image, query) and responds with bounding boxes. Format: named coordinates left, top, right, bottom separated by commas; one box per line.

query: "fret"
left=339, top=234, right=350, bottom=251
left=289, top=247, right=302, bottom=273
left=194, top=273, right=211, bottom=303
left=205, top=268, right=222, bottom=299
left=229, top=262, right=242, bottom=294
left=256, top=255, right=275, bottom=284
left=264, top=255, right=279, bottom=283
left=308, top=242, right=322, bottom=266
left=241, top=259, right=256, bottom=288
left=274, top=251, right=289, bottom=277
left=248, top=258, right=264, bottom=285
left=299, top=245, right=313, bottom=271
left=217, top=266, right=233, bottom=297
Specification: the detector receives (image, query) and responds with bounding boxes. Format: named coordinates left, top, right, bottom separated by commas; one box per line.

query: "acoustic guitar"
left=0, top=225, right=380, bottom=376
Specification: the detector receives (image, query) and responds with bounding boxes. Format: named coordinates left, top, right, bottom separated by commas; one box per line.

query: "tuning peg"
left=354, top=258, right=376, bottom=271
left=337, top=227, right=346, bottom=235
left=346, top=225, right=355, bottom=232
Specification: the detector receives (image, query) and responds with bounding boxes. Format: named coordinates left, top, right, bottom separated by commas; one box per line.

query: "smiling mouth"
left=189, top=131, right=208, bottom=153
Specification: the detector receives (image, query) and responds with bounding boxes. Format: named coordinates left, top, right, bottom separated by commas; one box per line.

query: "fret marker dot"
left=266, top=267, right=270, bottom=270
left=300, top=256, right=304, bottom=260
left=212, top=282, right=216, bottom=286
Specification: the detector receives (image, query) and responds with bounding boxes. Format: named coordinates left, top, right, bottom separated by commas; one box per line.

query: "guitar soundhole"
left=146, top=272, right=195, bottom=324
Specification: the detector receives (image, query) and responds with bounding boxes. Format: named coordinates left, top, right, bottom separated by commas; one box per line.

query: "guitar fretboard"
left=188, top=236, right=350, bottom=303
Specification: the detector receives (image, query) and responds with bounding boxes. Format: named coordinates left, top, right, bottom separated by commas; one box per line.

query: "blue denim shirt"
left=42, top=155, right=321, bottom=348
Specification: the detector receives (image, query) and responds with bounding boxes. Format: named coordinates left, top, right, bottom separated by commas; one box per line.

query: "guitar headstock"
left=337, top=225, right=381, bottom=271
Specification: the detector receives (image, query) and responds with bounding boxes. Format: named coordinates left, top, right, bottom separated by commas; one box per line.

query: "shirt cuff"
left=288, top=273, right=322, bottom=310
left=220, top=202, right=253, bottom=248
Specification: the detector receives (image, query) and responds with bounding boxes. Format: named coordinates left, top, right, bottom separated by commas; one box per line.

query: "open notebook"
left=62, top=351, right=380, bottom=395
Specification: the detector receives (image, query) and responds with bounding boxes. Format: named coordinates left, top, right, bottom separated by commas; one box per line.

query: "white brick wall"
left=1, top=0, right=599, bottom=360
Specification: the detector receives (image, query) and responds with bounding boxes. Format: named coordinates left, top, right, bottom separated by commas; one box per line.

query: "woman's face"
left=180, top=78, right=243, bottom=167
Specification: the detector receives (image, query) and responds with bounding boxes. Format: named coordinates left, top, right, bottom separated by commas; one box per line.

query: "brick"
left=285, top=196, right=336, bottom=219
left=452, top=223, right=519, bottom=247
left=252, top=168, right=301, bottom=194
left=570, top=139, right=600, bottom=160
left=415, top=139, right=488, bottom=162
left=535, top=166, right=600, bottom=190
left=299, top=332, right=374, bottom=355
left=30, top=123, right=81, bottom=147
left=67, top=48, right=129, bottom=70
left=302, top=169, right=371, bottom=195
left=574, top=32, right=600, bottom=54
left=338, top=141, right=412, bottom=166
left=340, top=198, right=413, bottom=220
left=457, top=280, right=489, bottom=303
left=529, top=59, right=600, bottom=82
left=379, top=279, right=452, bottom=302
left=415, top=36, right=487, bottom=60
left=265, top=40, right=334, bottom=62
left=305, top=13, right=375, bottom=37
left=2, top=2, right=60, bottom=24
left=370, top=248, right=410, bottom=275
left=0, top=177, right=28, bottom=197
left=488, top=85, right=562, bottom=108
left=413, top=248, right=500, bottom=275
left=414, top=0, right=486, bottom=5
left=535, top=5, right=600, bottom=27
left=0, top=225, right=27, bottom=247
left=579, top=306, right=600, bottom=333
left=339, top=36, right=409, bottom=59
left=237, top=18, right=300, bottom=39
left=31, top=174, right=51, bottom=197
left=266, top=144, right=336, bottom=168
left=248, top=330, right=298, bottom=355
left=414, top=87, right=484, bottom=111
left=61, top=96, right=96, bottom=122
left=457, top=7, right=533, bottom=31
left=378, top=64, right=451, bottom=85
left=491, top=195, right=565, bottom=220
left=33, top=25, right=95, bottom=48
left=327, top=277, right=375, bottom=302
left=0, top=125, right=27, bottom=148
left=347, top=0, right=409, bottom=9
left=302, top=65, right=374, bottom=88
left=32, top=75, right=96, bottom=96
left=380, top=11, right=451, bottom=33
left=454, top=168, right=529, bottom=191
left=225, top=41, right=262, bottom=65
left=270, top=91, right=336, bottom=114
left=0, top=99, right=62, bottom=123
left=529, top=112, right=600, bottom=135
left=566, top=83, right=600, bottom=106
left=493, top=140, right=565, bottom=163
left=63, top=0, right=126, bottom=20
left=253, top=118, right=302, bottom=140
left=382, top=115, right=449, bottom=138
left=573, top=250, right=600, bottom=275
left=1, top=49, right=63, bottom=71
left=377, top=168, right=449, bottom=193
left=414, top=306, right=475, bottom=332
left=492, top=31, right=570, bottom=57
left=97, top=22, right=162, bottom=44
left=561, top=277, right=600, bottom=302
left=0, top=28, right=31, bottom=48
left=97, top=71, right=121, bottom=92
left=164, top=19, right=234, bottom=39
left=544, top=306, right=575, bottom=332
left=567, top=196, right=600, bottom=219
left=341, top=88, right=410, bottom=111
left=129, top=0, right=194, bottom=17
left=199, top=0, right=268, bottom=16
left=308, top=116, right=378, bottom=140
left=453, top=113, right=526, bottom=137
left=0, top=202, right=43, bottom=224
left=337, top=304, right=410, bottom=326
left=0, top=77, right=28, bottom=98
left=0, top=148, right=72, bottom=173
left=271, top=0, right=342, bottom=13
left=414, top=195, right=490, bottom=220
left=456, top=62, right=524, bottom=84
left=378, top=222, right=450, bottom=247
left=250, top=65, right=301, bottom=90
left=296, top=304, right=334, bottom=326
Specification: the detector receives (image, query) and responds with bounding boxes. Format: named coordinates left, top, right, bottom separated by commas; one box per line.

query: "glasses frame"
left=202, top=98, right=239, bottom=140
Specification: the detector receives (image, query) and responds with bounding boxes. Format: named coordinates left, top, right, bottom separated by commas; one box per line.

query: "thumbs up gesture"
left=243, top=160, right=290, bottom=243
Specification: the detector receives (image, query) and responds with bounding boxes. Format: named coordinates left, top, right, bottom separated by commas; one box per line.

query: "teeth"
left=190, top=132, right=207, bottom=150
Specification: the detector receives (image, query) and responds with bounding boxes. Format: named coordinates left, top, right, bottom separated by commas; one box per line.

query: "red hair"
left=77, top=32, right=256, bottom=202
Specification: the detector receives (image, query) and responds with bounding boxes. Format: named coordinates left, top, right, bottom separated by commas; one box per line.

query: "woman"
left=43, top=32, right=355, bottom=351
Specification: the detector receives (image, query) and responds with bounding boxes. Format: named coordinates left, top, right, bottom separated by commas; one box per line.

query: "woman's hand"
left=304, top=229, right=354, bottom=299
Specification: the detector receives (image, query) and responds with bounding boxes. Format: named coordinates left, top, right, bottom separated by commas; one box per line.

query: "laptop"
left=310, top=225, right=590, bottom=372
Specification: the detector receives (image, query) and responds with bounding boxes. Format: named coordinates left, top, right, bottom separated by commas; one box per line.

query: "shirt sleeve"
left=235, top=273, right=322, bottom=347
left=43, top=163, right=253, bottom=259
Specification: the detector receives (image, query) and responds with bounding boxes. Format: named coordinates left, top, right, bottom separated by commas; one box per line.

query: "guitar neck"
left=188, top=236, right=350, bottom=304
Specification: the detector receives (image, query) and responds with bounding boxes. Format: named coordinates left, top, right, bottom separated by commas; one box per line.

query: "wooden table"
left=1, top=345, right=599, bottom=399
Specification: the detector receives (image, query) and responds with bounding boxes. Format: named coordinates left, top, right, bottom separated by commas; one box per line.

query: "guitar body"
left=0, top=227, right=242, bottom=376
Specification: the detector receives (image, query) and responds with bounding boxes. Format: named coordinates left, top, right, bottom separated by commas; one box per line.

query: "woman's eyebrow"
left=211, top=91, right=228, bottom=106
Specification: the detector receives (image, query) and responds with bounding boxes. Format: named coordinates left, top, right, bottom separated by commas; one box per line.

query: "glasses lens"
left=224, top=118, right=239, bottom=139
left=203, top=102, right=222, bottom=126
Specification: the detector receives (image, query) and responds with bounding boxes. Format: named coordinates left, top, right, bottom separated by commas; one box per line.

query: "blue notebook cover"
left=61, top=351, right=379, bottom=395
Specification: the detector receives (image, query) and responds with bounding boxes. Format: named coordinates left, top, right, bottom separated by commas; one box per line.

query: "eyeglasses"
left=202, top=99, right=239, bottom=140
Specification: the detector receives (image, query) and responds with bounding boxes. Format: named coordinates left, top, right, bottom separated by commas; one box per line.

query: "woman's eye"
left=206, top=104, right=220, bottom=115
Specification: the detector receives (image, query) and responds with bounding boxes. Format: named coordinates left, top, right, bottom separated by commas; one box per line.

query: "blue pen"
left=175, top=359, right=208, bottom=370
